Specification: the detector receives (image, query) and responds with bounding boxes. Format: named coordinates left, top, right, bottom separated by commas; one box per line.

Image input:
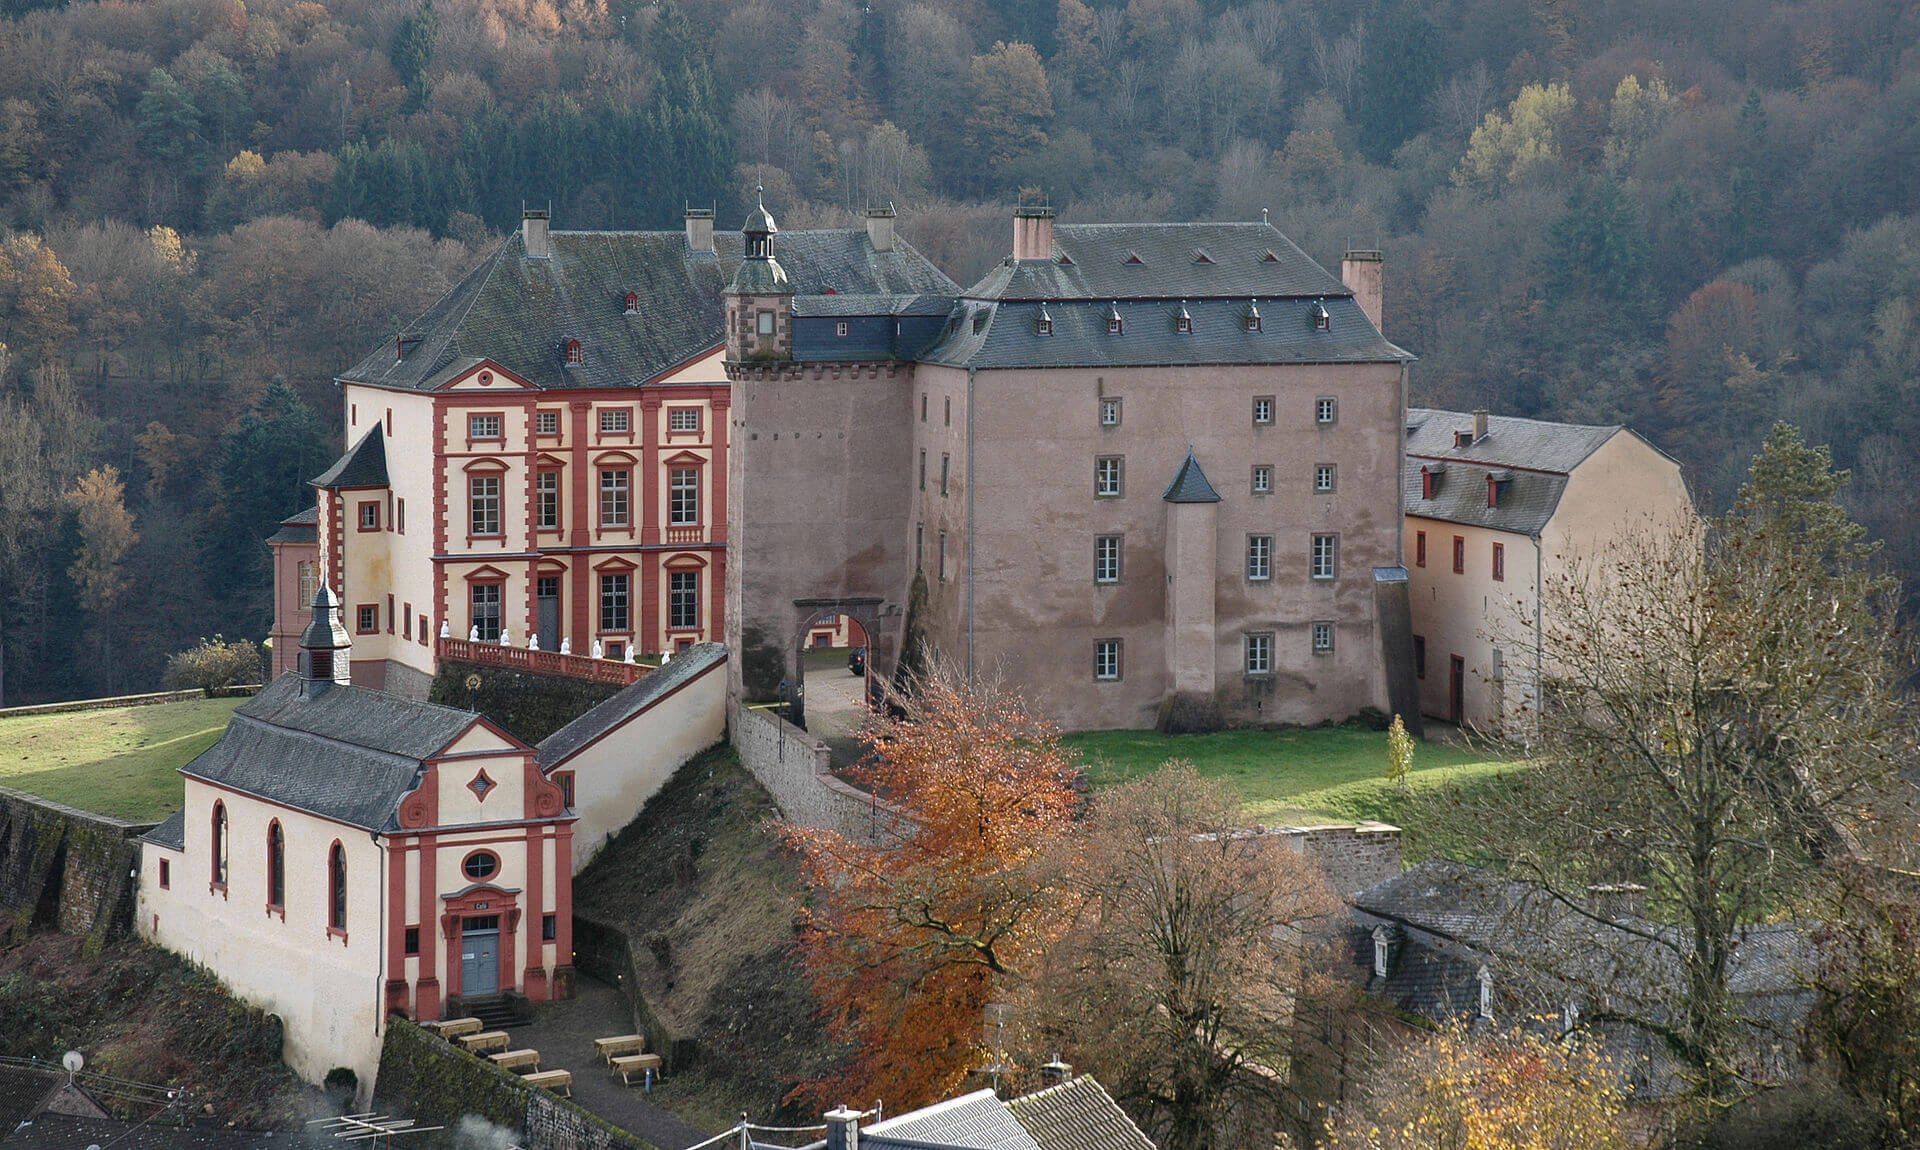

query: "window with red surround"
left=357, top=501, right=379, bottom=531
left=327, top=841, right=348, bottom=937
left=210, top=802, right=229, bottom=893
left=599, top=408, right=632, bottom=435
left=1416, top=531, right=1427, bottom=568
left=1493, top=541, right=1505, bottom=581
left=386, top=594, right=395, bottom=633
left=1452, top=536, right=1466, bottom=574
left=159, top=859, right=170, bottom=889
left=356, top=604, right=378, bottom=633
left=667, top=408, right=701, bottom=433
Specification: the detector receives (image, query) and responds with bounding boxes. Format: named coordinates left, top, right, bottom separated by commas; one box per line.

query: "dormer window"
left=1456, top=431, right=1472, bottom=447
left=1421, top=463, right=1445, bottom=499
left=1123, top=252, right=1142, bottom=265
left=972, top=310, right=988, bottom=334
left=563, top=338, right=583, bottom=366
left=1175, top=306, right=1192, bottom=334
left=1261, top=249, right=1280, bottom=262
left=1371, top=925, right=1393, bottom=977
left=1244, top=302, right=1262, bottom=332
left=1310, top=301, right=1332, bottom=332
left=1037, top=305, right=1053, bottom=336
left=1107, top=305, right=1123, bottom=335
left=1056, top=253, right=1074, bottom=266
left=1477, top=965, right=1494, bottom=1020
left=396, top=334, right=423, bottom=359
left=1192, top=249, right=1213, bottom=264
left=623, top=292, right=638, bottom=314
left=1487, top=469, right=1513, bottom=508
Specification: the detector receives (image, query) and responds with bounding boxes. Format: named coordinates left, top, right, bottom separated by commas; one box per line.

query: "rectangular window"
left=1100, top=397, right=1121, bottom=427
left=835, top=321, right=849, bottom=337
left=670, top=468, right=700, bottom=525
left=1414, top=635, right=1427, bottom=678
left=940, top=454, right=951, bottom=496
left=1252, top=396, right=1274, bottom=425
left=1453, top=535, right=1466, bottom=574
left=536, top=471, right=560, bottom=530
left=1095, top=456, right=1123, bottom=497
left=554, top=771, right=575, bottom=808
left=919, top=450, right=926, bottom=490
left=356, top=604, right=377, bottom=633
left=535, top=410, right=560, bottom=436
left=921, top=393, right=928, bottom=422
left=386, top=593, right=395, bottom=633
left=469, top=413, right=501, bottom=439
left=944, top=397, right=951, bottom=426
left=600, top=469, right=630, bottom=527
left=1245, top=632, right=1272, bottom=674
left=1247, top=535, right=1273, bottom=581
left=159, top=859, right=170, bottom=889
left=938, top=531, right=949, bottom=581
left=757, top=309, right=775, bottom=336
left=1095, top=535, right=1122, bottom=584
left=298, top=560, right=319, bottom=614
left=916, top=523, right=924, bottom=568
left=404, top=927, right=420, bottom=955
left=397, top=498, right=405, bottom=534
left=469, top=475, right=501, bottom=536
left=542, top=914, right=558, bottom=942
left=599, top=409, right=630, bottom=434
left=600, top=573, right=630, bottom=632
left=668, top=408, right=701, bottom=432
left=1416, top=531, right=1427, bottom=568
left=1094, top=639, right=1122, bottom=681
left=1311, top=534, right=1338, bottom=580
left=1314, top=464, right=1336, bottom=492
left=1251, top=465, right=1273, bottom=494
left=471, top=583, right=501, bottom=642
left=1313, top=621, right=1335, bottom=654
left=1492, top=541, right=1506, bottom=581
left=1316, top=396, right=1338, bottom=424
left=419, top=617, right=429, bottom=644
left=403, top=602, right=412, bottom=635
left=358, top=501, right=379, bottom=531
left=669, top=570, right=699, bottom=629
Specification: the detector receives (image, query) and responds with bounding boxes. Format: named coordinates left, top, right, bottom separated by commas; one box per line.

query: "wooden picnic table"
left=457, top=1030, right=511, bottom=1054
left=489, top=1049, right=541, bottom=1073
left=593, top=1034, right=647, bottom=1063
left=524, top=1069, right=572, bottom=1097
left=430, top=1017, right=483, bottom=1039
left=610, top=1052, right=662, bottom=1087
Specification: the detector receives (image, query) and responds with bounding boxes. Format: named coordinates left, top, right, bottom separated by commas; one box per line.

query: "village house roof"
left=337, top=228, right=955, bottom=394
left=167, top=675, right=528, bottom=833
left=1402, top=408, right=1651, bottom=537
left=536, top=643, right=726, bottom=769
left=861, top=1089, right=1042, bottom=1150
left=1004, top=1077, right=1157, bottom=1150
left=312, top=426, right=388, bottom=490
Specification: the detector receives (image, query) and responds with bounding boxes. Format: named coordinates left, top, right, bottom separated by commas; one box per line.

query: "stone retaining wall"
left=0, top=684, right=258, bottom=719
left=0, top=785, right=153, bottom=944
left=726, top=698, right=899, bottom=845
left=569, top=913, right=698, bottom=1072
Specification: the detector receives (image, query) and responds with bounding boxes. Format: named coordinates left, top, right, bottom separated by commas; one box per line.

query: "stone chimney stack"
left=522, top=207, right=551, bottom=259
left=865, top=204, right=897, bottom=253
left=1013, top=204, right=1055, bottom=262
left=1040, top=1057, right=1073, bottom=1087
left=1342, top=249, right=1383, bottom=332
left=824, top=1107, right=861, bottom=1150
left=1472, top=408, right=1489, bottom=443
left=685, top=207, right=715, bottom=252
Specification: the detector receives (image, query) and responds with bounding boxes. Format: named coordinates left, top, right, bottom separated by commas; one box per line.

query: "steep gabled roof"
left=965, top=222, right=1348, bottom=301
left=1006, top=1077, right=1157, bottom=1150
left=312, top=426, right=388, bottom=490
left=337, top=229, right=955, bottom=393
left=863, top=1090, right=1041, bottom=1150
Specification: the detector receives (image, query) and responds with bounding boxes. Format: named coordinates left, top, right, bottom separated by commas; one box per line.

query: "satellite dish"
left=62, top=1051, right=84, bottom=1073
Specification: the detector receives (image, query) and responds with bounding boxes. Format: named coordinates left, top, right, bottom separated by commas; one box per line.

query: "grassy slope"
left=0, top=697, right=242, bottom=820
left=571, top=745, right=840, bottom=1130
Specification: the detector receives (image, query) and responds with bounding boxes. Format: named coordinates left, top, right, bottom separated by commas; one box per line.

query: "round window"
left=463, top=852, right=499, bottom=881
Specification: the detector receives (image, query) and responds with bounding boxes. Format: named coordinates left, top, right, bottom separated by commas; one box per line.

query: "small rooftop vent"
left=1192, top=249, right=1213, bottom=264
left=1123, top=251, right=1142, bottom=265
left=1261, top=249, right=1280, bottom=263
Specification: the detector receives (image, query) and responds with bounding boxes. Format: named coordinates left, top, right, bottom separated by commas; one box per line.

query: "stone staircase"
left=461, top=994, right=524, bottom=1030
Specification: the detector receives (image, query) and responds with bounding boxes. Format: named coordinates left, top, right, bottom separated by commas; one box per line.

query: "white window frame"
left=1245, top=632, right=1272, bottom=675
left=1315, top=396, right=1337, bottom=424
left=599, top=469, right=630, bottom=528
left=1311, top=534, right=1337, bottom=580
left=469, top=414, right=502, bottom=439
left=535, top=471, right=560, bottom=530
left=1315, top=464, right=1336, bottom=492
left=1252, top=396, right=1275, bottom=425
left=1094, top=535, right=1122, bottom=584
left=1312, top=620, right=1334, bottom=654
left=1251, top=465, right=1273, bottom=494
left=1094, top=639, right=1122, bottom=681
left=535, top=410, right=560, bottom=436
left=600, top=409, right=630, bottom=434
left=1095, top=456, right=1123, bottom=497
left=669, top=467, right=699, bottom=525
left=667, top=408, right=701, bottom=432
left=1247, top=534, right=1273, bottom=581
left=1100, top=397, right=1121, bottom=427
left=469, top=475, right=501, bottom=536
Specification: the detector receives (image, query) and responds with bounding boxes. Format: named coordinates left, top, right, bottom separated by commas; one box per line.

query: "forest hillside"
left=1, top=0, right=1917, bottom=702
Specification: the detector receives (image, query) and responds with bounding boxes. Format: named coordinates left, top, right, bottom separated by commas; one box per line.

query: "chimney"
left=1039, top=1057, right=1072, bottom=1087
left=1587, top=883, right=1647, bottom=922
left=865, top=204, right=897, bottom=253
left=1472, top=408, right=1488, bottom=443
left=1342, top=249, right=1383, bottom=332
left=685, top=207, right=715, bottom=253
left=1013, top=204, right=1055, bottom=262
left=824, top=1106, right=861, bottom=1150
left=522, top=207, right=551, bottom=259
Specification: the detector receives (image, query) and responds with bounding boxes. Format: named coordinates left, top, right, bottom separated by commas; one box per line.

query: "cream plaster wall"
left=551, top=656, right=727, bottom=869
left=138, top=780, right=387, bottom=1088
left=341, top=386, right=442, bottom=688
left=1403, top=517, right=1539, bottom=732
left=653, top=347, right=728, bottom=385
left=1539, top=433, right=1695, bottom=562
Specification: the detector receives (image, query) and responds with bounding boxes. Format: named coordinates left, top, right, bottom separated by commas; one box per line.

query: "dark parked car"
left=848, top=647, right=867, bottom=677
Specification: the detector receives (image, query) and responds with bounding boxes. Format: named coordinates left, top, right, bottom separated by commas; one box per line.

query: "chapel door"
left=537, top=578, right=561, bottom=649
left=462, top=916, right=501, bottom=996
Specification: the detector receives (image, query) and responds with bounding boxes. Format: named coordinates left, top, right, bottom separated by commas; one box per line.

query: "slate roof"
left=1162, top=450, right=1221, bottom=503
left=1401, top=408, right=1631, bottom=537
left=178, top=675, right=519, bottom=832
left=965, top=222, right=1349, bottom=301
left=4, top=1113, right=324, bottom=1150
left=312, top=426, right=388, bottom=490
left=337, top=229, right=955, bottom=394
left=917, top=295, right=1406, bottom=370
left=1405, top=408, right=1623, bottom=474
left=1403, top=462, right=1569, bottom=537
left=1005, top=1078, right=1156, bottom=1150
left=862, top=1090, right=1042, bottom=1150
left=790, top=293, right=955, bottom=317
left=142, top=808, right=186, bottom=850
left=536, top=643, right=726, bottom=768
left=265, top=506, right=317, bottom=547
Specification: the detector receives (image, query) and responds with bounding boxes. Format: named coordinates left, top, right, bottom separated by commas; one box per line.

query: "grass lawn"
left=1064, top=724, right=1523, bottom=825
left=0, top=696, right=242, bottom=821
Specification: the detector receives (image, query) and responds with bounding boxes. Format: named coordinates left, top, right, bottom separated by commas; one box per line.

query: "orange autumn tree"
left=782, top=663, right=1083, bottom=1110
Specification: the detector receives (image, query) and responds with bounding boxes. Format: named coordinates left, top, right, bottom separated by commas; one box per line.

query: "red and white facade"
left=297, top=357, right=730, bottom=696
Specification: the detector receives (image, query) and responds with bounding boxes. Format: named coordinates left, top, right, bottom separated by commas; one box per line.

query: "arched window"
left=623, top=292, right=638, bottom=314
left=267, top=822, right=285, bottom=909
left=328, top=842, right=347, bottom=933
left=563, top=339, right=583, bottom=366
left=211, top=802, right=228, bottom=888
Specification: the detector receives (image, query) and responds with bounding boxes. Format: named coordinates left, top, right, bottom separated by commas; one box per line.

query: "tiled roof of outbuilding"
left=141, top=808, right=186, bottom=850
left=265, top=505, right=318, bottom=546
left=1006, top=1077, right=1157, bottom=1150
left=179, top=674, right=516, bottom=831
left=337, top=229, right=955, bottom=394
left=1403, top=461, right=1569, bottom=537
left=863, top=1090, right=1041, bottom=1150
left=537, top=644, right=726, bottom=768
left=1405, top=408, right=1625, bottom=473
left=312, top=426, right=388, bottom=490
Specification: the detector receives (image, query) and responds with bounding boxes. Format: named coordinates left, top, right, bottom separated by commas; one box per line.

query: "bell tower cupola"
left=299, top=582, right=352, bottom=695
left=725, top=188, right=793, bottom=364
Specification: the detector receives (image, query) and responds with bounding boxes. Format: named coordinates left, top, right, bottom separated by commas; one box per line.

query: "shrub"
left=163, top=636, right=263, bottom=696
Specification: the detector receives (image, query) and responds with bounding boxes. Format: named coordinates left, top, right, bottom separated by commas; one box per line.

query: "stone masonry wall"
left=1249, top=822, right=1404, bottom=898
left=0, top=785, right=152, bottom=944
left=727, top=698, right=899, bottom=845
left=374, top=1016, right=658, bottom=1150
